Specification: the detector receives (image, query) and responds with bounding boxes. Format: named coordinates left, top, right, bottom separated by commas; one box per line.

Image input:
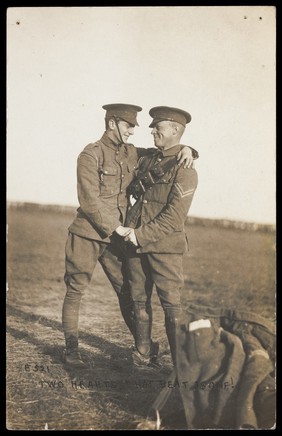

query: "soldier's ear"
left=108, top=118, right=116, bottom=130
left=172, top=124, right=179, bottom=135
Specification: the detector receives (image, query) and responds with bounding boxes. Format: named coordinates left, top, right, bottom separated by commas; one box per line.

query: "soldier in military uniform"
left=62, top=103, right=198, bottom=367
left=121, top=106, right=198, bottom=366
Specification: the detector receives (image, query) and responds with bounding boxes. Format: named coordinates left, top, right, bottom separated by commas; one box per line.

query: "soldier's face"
left=115, top=120, right=135, bottom=143
left=151, top=121, right=176, bottom=150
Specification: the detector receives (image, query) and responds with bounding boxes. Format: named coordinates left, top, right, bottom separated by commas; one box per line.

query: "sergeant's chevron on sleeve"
left=175, top=183, right=196, bottom=198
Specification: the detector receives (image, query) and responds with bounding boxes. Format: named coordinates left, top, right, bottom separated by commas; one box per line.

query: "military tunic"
left=128, top=144, right=198, bottom=253
left=125, top=144, right=198, bottom=320
left=69, top=133, right=140, bottom=241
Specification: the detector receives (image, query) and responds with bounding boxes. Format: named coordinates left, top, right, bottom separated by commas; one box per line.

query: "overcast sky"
left=7, top=6, right=276, bottom=224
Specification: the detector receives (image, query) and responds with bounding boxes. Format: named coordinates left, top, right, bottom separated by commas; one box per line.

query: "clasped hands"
left=115, top=225, right=138, bottom=246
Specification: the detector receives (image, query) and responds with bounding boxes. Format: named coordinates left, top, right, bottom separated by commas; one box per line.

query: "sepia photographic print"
left=6, top=6, right=276, bottom=430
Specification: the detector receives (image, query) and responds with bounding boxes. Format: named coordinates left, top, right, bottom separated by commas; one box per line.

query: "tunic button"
left=120, top=189, right=123, bottom=193
left=104, top=170, right=108, bottom=174
left=116, top=151, right=119, bottom=155
left=157, top=158, right=162, bottom=162
left=120, top=161, right=123, bottom=165
left=143, top=199, right=148, bottom=204
left=121, top=174, right=124, bottom=178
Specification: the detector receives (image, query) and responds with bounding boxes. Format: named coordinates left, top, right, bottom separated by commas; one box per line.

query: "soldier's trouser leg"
left=63, top=233, right=136, bottom=347
left=99, top=242, right=136, bottom=338
left=126, top=253, right=154, bottom=355
left=147, top=253, right=185, bottom=365
left=62, top=233, right=105, bottom=346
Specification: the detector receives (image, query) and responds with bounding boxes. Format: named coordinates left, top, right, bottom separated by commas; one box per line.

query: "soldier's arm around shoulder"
left=135, top=145, right=199, bottom=160
left=135, top=146, right=156, bottom=159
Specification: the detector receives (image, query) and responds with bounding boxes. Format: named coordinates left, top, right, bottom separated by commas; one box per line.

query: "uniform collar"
left=160, top=143, right=182, bottom=157
left=100, top=132, right=120, bottom=150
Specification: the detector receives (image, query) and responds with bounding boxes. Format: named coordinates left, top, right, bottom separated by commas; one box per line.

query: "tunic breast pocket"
left=150, top=179, right=172, bottom=203
left=99, top=165, right=119, bottom=196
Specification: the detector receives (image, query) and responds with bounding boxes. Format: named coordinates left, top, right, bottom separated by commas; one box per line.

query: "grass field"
left=6, top=204, right=276, bottom=430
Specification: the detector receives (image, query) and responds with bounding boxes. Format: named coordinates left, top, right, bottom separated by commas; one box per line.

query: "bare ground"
left=6, top=205, right=276, bottom=430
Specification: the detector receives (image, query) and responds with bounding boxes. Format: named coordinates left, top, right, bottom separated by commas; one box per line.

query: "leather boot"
left=132, top=340, right=159, bottom=367
left=165, top=314, right=182, bottom=367
left=117, top=294, right=135, bottom=338
left=132, top=303, right=159, bottom=367
left=135, top=305, right=152, bottom=356
left=63, top=335, right=87, bottom=369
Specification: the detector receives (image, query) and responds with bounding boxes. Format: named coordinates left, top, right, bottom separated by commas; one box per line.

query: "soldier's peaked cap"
left=149, top=106, right=191, bottom=128
left=102, top=103, right=142, bottom=126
